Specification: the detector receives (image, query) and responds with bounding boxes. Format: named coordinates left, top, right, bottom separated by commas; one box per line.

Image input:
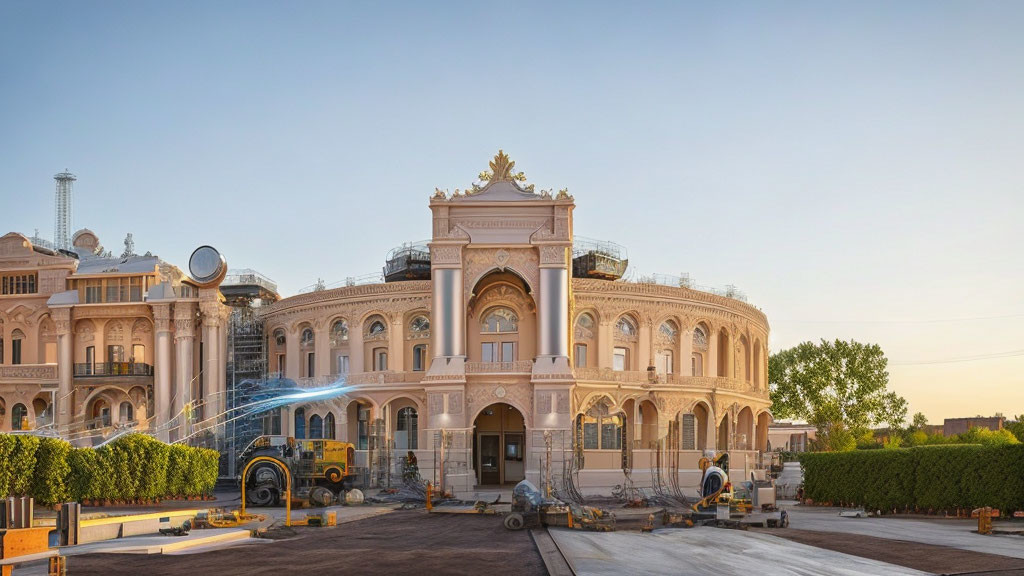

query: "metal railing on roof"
left=298, top=272, right=385, bottom=294
left=633, top=273, right=747, bottom=302
left=223, top=268, right=278, bottom=293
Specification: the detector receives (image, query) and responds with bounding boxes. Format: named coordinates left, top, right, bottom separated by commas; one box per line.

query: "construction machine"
left=238, top=435, right=357, bottom=507
left=692, top=453, right=788, bottom=528
left=503, top=480, right=615, bottom=532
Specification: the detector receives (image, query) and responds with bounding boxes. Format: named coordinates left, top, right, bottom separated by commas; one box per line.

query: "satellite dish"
left=188, top=245, right=227, bottom=287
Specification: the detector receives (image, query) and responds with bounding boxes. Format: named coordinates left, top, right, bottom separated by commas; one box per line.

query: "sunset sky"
left=2, top=1, right=1021, bottom=422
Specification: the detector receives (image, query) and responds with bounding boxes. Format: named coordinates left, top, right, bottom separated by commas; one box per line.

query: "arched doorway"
left=473, top=402, right=525, bottom=486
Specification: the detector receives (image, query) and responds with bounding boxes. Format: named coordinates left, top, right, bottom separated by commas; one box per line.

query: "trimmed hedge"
left=1, top=433, right=220, bottom=505
left=802, top=444, right=1024, bottom=512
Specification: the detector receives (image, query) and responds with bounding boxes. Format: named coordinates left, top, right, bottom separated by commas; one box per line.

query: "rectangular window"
left=656, top=351, right=673, bottom=375
left=692, top=353, right=703, bottom=377
left=501, top=342, right=515, bottom=362
left=307, top=352, right=315, bottom=377
left=277, top=354, right=286, bottom=376
left=85, top=346, right=95, bottom=375
left=481, top=342, right=496, bottom=362
left=108, top=345, right=124, bottom=363
left=130, top=277, right=143, bottom=301
left=337, top=354, right=349, bottom=375
left=132, top=344, right=145, bottom=364
left=574, top=344, right=587, bottom=368
left=106, top=279, right=120, bottom=303
left=357, top=406, right=370, bottom=450
left=601, top=415, right=623, bottom=450
left=85, top=280, right=102, bottom=303
left=374, top=349, right=388, bottom=371
left=582, top=415, right=599, bottom=450
left=412, top=345, right=427, bottom=371
left=11, top=339, right=22, bottom=365
left=0, top=273, right=38, bottom=295
left=613, top=347, right=627, bottom=371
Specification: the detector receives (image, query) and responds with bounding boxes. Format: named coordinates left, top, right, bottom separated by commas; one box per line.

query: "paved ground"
left=65, top=509, right=546, bottom=576
left=783, top=507, right=1024, bottom=560
left=549, top=527, right=930, bottom=576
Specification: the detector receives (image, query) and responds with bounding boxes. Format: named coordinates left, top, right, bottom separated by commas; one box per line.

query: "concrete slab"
left=548, top=527, right=929, bottom=576
left=784, top=507, right=1024, bottom=560
left=60, top=528, right=254, bottom=556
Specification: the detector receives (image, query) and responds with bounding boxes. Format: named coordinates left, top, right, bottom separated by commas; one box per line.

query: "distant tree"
left=909, top=412, right=928, bottom=431
left=769, top=339, right=908, bottom=452
left=1006, top=416, right=1024, bottom=443
left=954, top=427, right=1020, bottom=446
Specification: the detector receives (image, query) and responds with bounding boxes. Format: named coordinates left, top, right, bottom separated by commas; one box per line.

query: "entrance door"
left=473, top=402, right=526, bottom=485
left=478, top=433, right=500, bottom=485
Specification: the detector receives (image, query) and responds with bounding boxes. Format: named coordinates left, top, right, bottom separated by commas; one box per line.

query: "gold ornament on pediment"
left=478, top=150, right=527, bottom=183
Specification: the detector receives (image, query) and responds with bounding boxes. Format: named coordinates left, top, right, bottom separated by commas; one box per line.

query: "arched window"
left=324, top=412, right=336, bottom=439
left=481, top=307, right=518, bottom=333
left=693, top=325, right=708, bottom=350
left=692, top=325, right=708, bottom=377
left=366, top=317, right=387, bottom=338
left=615, top=316, right=637, bottom=340
left=309, top=414, right=323, bottom=439
left=412, top=344, right=428, bottom=371
left=330, top=319, right=349, bottom=344
left=397, top=407, right=418, bottom=450
left=12, top=403, right=28, bottom=430
left=577, top=400, right=623, bottom=450
left=409, top=316, right=430, bottom=335
left=119, top=401, right=134, bottom=422
left=11, top=329, right=25, bottom=365
left=575, top=313, right=595, bottom=339
left=300, top=328, right=314, bottom=347
left=659, top=320, right=678, bottom=344
left=274, top=329, right=286, bottom=346
left=294, top=407, right=306, bottom=439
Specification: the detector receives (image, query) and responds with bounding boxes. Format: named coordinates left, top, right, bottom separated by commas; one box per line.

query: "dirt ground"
left=67, top=509, right=547, bottom=576
left=760, top=527, right=1024, bottom=576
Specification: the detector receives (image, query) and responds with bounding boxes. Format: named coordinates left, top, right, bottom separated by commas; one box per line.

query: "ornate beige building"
left=0, top=230, right=229, bottom=443
left=261, top=152, right=771, bottom=494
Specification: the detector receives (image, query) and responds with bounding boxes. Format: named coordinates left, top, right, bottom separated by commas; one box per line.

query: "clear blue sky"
left=2, top=1, right=1022, bottom=422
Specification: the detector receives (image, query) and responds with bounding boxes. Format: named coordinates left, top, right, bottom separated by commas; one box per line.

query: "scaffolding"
left=223, top=269, right=279, bottom=477
left=572, top=236, right=628, bottom=280
left=53, top=171, right=75, bottom=251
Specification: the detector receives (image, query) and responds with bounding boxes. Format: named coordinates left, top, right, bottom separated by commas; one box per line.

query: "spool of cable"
left=188, top=245, right=227, bottom=288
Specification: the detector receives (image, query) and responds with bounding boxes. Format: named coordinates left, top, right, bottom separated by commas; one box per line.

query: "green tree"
left=909, top=412, right=928, bottom=431
left=1006, top=416, right=1024, bottom=443
left=769, top=339, right=908, bottom=451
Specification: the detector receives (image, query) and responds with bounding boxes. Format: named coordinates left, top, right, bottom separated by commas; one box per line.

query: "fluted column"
left=173, top=303, right=196, bottom=442
left=199, top=290, right=224, bottom=423
left=153, top=303, right=173, bottom=441
left=53, top=308, right=73, bottom=429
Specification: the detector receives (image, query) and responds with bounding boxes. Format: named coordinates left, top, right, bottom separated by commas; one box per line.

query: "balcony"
left=573, top=367, right=766, bottom=397
left=74, top=362, right=154, bottom=377
left=465, top=361, right=533, bottom=374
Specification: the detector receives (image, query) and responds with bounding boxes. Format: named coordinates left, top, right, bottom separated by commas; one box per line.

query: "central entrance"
left=473, top=402, right=526, bottom=485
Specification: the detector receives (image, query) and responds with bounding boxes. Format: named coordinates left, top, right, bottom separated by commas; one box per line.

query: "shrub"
left=2, top=433, right=220, bottom=504
left=802, top=444, right=1024, bottom=513
left=32, top=437, right=71, bottom=505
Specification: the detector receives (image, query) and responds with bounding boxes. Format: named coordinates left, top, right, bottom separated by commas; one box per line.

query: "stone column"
left=315, top=322, right=331, bottom=378
left=53, top=308, right=73, bottom=429
left=708, top=329, right=719, bottom=377
left=429, top=244, right=465, bottom=358
left=388, top=313, right=404, bottom=372
left=680, top=328, right=693, bottom=377
left=285, top=327, right=300, bottom=379
left=199, top=291, right=224, bottom=423
left=638, top=318, right=653, bottom=371
left=597, top=317, right=613, bottom=368
left=348, top=321, right=364, bottom=374
left=153, top=304, right=173, bottom=441
left=173, top=303, right=196, bottom=441
left=536, top=245, right=571, bottom=377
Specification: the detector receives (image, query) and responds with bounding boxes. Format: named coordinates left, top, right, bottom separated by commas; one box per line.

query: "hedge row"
left=0, top=433, right=219, bottom=505
left=802, top=444, right=1024, bottom=512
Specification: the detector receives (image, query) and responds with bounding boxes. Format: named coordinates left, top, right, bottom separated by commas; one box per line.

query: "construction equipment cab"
left=238, top=435, right=357, bottom=507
